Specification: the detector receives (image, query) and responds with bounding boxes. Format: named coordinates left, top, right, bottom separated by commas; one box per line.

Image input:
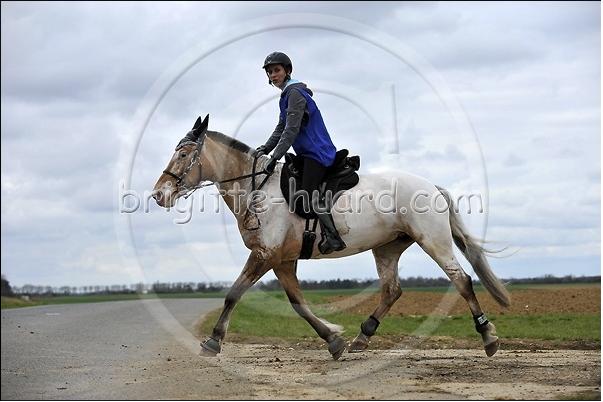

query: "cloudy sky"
left=1, top=2, right=600, bottom=288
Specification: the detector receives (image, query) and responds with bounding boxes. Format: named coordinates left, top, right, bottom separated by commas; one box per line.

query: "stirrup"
left=318, top=235, right=346, bottom=254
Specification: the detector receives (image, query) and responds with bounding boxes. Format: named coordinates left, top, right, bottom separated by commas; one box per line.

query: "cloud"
left=1, top=2, right=599, bottom=287
left=503, top=154, right=526, bottom=167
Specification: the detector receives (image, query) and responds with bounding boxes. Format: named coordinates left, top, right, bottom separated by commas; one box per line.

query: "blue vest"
left=279, top=88, right=336, bottom=167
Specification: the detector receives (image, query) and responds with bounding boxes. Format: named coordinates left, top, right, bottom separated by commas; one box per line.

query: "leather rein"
left=162, top=142, right=272, bottom=199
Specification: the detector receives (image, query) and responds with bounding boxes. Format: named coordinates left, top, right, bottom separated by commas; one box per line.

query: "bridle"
left=162, top=142, right=201, bottom=189
left=162, top=140, right=272, bottom=200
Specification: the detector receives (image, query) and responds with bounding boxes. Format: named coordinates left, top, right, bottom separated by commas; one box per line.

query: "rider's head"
left=262, top=51, right=292, bottom=89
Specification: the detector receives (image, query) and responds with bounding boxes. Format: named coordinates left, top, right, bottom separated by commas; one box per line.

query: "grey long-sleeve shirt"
left=262, top=82, right=310, bottom=161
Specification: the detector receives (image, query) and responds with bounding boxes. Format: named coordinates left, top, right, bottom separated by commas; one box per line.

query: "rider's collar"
left=282, top=78, right=300, bottom=91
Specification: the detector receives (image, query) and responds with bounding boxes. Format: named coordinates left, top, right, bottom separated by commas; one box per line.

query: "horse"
left=152, top=115, right=510, bottom=360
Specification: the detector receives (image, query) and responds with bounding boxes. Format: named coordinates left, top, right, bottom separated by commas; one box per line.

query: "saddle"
left=279, top=149, right=361, bottom=219
left=279, top=150, right=360, bottom=259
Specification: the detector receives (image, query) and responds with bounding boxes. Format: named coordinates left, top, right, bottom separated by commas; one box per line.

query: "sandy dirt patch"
left=130, top=341, right=600, bottom=400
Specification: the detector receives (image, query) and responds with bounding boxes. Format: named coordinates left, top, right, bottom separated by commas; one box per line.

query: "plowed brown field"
left=327, top=285, right=600, bottom=316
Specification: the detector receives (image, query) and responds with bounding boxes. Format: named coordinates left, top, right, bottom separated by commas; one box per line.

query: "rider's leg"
left=300, top=157, right=326, bottom=210
left=301, top=157, right=346, bottom=254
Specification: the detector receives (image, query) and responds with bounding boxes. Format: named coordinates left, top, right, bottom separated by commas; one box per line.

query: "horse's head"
left=152, top=114, right=210, bottom=208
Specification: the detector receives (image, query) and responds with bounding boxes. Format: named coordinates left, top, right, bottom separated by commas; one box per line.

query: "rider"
left=256, top=51, right=346, bottom=254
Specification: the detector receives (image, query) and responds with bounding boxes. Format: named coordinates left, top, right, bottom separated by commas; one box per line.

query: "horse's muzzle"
left=152, top=190, right=167, bottom=207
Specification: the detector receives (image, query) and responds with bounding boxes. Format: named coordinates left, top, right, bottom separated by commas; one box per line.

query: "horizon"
left=4, top=273, right=600, bottom=292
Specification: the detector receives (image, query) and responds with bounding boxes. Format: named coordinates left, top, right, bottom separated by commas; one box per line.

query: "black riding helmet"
left=262, top=51, right=292, bottom=85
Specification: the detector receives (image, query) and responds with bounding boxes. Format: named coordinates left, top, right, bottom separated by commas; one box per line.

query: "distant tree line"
left=7, top=281, right=229, bottom=296
left=504, top=274, right=600, bottom=285
left=256, top=276, right=464, bottom=291
left=151, top=282, right=226, bottom=293
left=257, top=274, right=601, bottom=291
left=258, top=278, right=380, bottom=291
left=3, top=274, right=600, bottom=297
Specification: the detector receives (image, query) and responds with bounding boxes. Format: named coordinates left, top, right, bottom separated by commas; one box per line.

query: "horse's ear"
left=192, top=116, right=202, bottom=130
left=189, top=115, right=209, bottom=142
left=196, top=114, right=209, bottom=134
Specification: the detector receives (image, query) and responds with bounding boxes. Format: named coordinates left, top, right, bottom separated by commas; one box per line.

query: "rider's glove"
left=256, top=145, right=268, bottom=156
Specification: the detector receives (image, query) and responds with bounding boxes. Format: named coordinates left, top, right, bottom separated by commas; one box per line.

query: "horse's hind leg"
left=349, top=236, right=414, bottom=353
left=418, top=236, right=499, bottom=357
left=273, top=260, right=347, bottom=360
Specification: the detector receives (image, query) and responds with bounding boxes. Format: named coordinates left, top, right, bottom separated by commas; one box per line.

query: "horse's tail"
left=436, top=186, right=511, bottom=308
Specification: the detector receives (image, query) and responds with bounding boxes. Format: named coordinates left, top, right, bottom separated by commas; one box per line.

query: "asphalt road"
left=1, top=298, right=223, bottom=400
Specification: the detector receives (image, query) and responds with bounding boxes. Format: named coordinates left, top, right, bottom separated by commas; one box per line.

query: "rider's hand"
left=265, top=157, right=277, bottom=174
left=256, top=145, right=267, bottom=156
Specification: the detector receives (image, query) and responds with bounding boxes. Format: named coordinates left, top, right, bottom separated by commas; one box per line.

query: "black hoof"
left=328, top=336, right=347, bottom=360
left=200, top=337, right=221, bottom=356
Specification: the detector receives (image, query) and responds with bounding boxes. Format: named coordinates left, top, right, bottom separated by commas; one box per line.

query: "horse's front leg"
left=200, top=249, right=273, bottom=356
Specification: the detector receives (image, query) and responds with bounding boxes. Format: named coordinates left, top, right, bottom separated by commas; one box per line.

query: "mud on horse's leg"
left=442, top=260, right=499, bottom=357
left=200, top=250, right=272, bottom=356
left=349, top=237, right=413, bottom=353
left=274, top=261, right=347, bottom=360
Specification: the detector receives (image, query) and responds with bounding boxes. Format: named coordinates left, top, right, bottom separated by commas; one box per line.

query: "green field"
left=0, top=288, right=366, bottom=310
left=199, top=289, right=600, bottom=342
left=3, top=285, right=599, bottom=343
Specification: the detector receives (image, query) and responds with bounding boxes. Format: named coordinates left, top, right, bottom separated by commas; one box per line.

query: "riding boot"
left=317, top=210, right=347, bottom=254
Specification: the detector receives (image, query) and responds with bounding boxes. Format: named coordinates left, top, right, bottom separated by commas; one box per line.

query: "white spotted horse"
left=153, top=115, right=510, bottom=360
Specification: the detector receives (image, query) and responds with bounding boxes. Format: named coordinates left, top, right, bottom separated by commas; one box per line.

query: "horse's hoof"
left=484, top=338, right=499, bottom=357
left=348, top=341, right=367, bottom=353
left=328, top=336, right=347, bottom=360
left=348, top=333, right=369, bottom=353
left=199, top=347, right=218, bottom=357
left=200, top=338, right=221, bottom=356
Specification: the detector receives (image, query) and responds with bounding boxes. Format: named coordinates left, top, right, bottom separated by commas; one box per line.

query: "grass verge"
left=1, top=296, right=41, bottom=309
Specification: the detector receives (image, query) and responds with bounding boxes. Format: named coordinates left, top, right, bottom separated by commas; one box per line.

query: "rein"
left=171, top=152, right=272, bottom=200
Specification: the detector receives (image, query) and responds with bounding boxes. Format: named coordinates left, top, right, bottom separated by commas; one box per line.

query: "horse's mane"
left=206, top=131, right=253, bottom=155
